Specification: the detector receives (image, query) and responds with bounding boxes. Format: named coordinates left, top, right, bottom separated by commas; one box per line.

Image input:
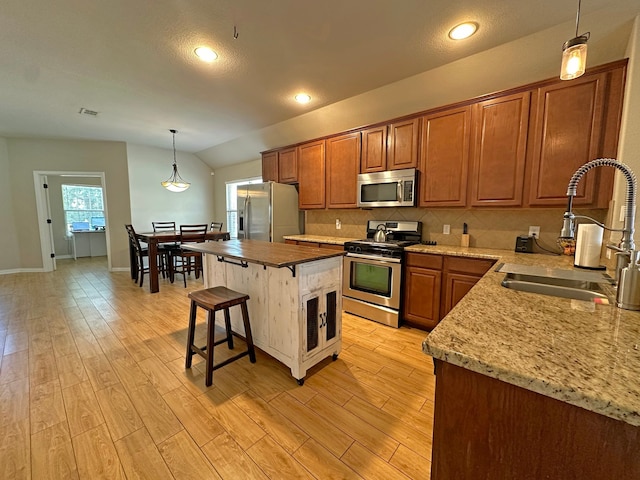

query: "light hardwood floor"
left=0, top=257, right=434, bottom=479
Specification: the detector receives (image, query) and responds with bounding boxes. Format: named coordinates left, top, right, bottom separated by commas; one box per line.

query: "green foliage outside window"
left=62, top=185, right=105, bottom=231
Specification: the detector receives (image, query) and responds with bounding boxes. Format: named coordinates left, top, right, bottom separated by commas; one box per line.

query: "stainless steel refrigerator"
left=237, top=182, right=302, bottom=242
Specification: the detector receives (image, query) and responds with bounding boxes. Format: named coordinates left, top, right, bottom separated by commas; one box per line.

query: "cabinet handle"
left=319, top=312, right=326, bottom=328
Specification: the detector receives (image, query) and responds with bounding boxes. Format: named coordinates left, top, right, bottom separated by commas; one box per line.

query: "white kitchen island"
left=185, top=239, right=344, bottom=384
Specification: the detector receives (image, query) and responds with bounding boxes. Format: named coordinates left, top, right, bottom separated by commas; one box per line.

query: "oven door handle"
left=345, top=253, right=401, bottom=264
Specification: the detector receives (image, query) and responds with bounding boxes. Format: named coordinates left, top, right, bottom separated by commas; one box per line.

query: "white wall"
left=212, top=159, right=262, bottom=225
left=5, top=138, right=131, bottom=270
left=126, top=143, right=216, bottom=232
left=0, top=138, right=20, bottom=271
left=610, top=15, right=640, bottom=243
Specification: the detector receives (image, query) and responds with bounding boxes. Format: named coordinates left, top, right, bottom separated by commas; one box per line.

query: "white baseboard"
left=0, top=268, right=46, bottom=275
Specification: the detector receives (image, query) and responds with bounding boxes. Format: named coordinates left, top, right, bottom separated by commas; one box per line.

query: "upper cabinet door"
left=360, top=126, right=387, bottom=173
left=278, top=147, right=298, bottom=184
left=387, top=118, right=420, bottom=170
left=262, top=151, right=278, bottom=182
left=526, top=73, right=606, bottom=206
left=326, top=132, right=361, bottom=209
left=419, top=106, right=471, bottom=207
left=298, top=140, right=326, bottom=209
left=469, top=91, right=531, bottom=207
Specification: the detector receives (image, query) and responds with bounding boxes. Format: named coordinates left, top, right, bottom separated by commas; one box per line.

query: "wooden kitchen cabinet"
left=360, top=118, right=419, bottom=173
left=319, top=243, right=345, bottom=251
left=278, top=147, right=298, bottom=183
left=297, top=140, right=326, bottom=209
left=431, top=361, right=640, bottom=480
left=264, top=60, right=625, bottom=212
left=261, top=148, right=297, bottom=183
left=285, top=239, right=345, bottom=250
left=326, top=132, right=361, bottom=208
left=526, top=72, right=608, bottom=207
left=360, top=125, right=387, bottom=173
left=403, top=253, right=494, bottom=330
left=441, top=256, right=495, bottom=318
left=403, top=253, right=443, bottom=330
left=297, top=241, right=320, bottom=248
left=469, top=91, right=531, bottom=206
left=261, top=151, right=278, bottom=182
left=387, top=118, right=420, bottom=170
left=419, top=106, right=471, bottom=207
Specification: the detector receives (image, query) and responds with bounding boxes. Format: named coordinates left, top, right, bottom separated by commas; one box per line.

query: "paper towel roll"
left=574, top=224, right=604, bottom=268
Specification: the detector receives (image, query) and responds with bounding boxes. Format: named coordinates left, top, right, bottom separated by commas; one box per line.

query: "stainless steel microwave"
left=357, top=168, right=416, bottom=208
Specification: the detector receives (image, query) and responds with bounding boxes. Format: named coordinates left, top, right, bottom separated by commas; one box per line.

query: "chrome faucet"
left=559, top=158, right=640, bottom=310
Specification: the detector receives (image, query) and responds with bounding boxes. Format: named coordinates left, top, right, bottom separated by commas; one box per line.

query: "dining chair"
left=210, top=221, right=223, bottom=231
left=152, top=221, right=176, bottom=232
left=172, top=224, right=209, bottom=287
left=125, top=224, right=149, bottom=287
left=152, top=221, right=178, bottom=278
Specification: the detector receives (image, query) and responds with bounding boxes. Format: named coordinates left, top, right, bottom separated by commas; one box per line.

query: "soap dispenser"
left=616, top=251, right=640, bottom=311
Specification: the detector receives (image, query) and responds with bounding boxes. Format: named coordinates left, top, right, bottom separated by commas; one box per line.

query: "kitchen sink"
left=498, top=263, right=614, bottom=302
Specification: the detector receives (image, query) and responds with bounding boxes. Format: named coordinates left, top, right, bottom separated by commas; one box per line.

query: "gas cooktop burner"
left=344, top=220, right=422, bottom=259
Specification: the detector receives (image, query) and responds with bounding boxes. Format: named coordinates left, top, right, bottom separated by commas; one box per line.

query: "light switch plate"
left=443, top=224, right=450, bottom=235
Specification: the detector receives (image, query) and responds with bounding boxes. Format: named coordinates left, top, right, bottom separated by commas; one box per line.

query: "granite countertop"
left=283, top=234, right=360, bottom=245
left=183, top=239, right=345, bottom=268
left=416, top=244, right=640, bottom=427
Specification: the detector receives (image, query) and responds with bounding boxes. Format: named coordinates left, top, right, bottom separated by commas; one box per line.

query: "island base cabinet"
left=302, top=289, right=339, bottom=362
left=431, top=360, right=640, bottom=480
left=203, top=255, right=342, bottom=382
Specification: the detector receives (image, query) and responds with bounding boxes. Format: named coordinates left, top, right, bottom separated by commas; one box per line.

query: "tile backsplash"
left=305, top=207, right=608, bottom=252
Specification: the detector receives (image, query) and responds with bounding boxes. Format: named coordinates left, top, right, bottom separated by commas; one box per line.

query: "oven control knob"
left=355, top=246, right=361, bottom=253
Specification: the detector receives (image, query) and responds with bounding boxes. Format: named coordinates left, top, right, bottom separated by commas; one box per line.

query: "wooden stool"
left=185, top=286, right=256, bottom=386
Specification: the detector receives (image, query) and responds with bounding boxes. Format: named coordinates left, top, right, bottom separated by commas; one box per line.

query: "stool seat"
left=188, top=287, right=250, bottom=311
left=185, top=286, right=256, bottom=387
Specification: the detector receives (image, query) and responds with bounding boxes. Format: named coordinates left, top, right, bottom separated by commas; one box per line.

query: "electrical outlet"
left=443, top=224, right=450, bottom=235
left=335, top=219, right=341, bottom=230
left=528, top=226, right=540, bottom=237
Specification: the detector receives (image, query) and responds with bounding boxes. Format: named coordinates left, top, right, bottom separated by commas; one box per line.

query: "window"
left=62, top=184, right=105, bottom=232
left=226, top=177, right=262, bottom=239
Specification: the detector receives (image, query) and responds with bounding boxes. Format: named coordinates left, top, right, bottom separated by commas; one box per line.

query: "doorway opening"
left=33, top=171, right=110, bottom=272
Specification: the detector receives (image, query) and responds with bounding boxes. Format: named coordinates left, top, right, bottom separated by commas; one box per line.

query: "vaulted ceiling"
left=0, top=0, right=638, bottom=167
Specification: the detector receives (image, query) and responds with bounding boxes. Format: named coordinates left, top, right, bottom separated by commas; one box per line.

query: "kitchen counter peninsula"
left=184, top=239, right=345, bottom=384
left=412, top=244, right=640, bottom=479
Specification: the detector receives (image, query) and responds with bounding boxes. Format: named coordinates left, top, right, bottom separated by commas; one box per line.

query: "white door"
left=34, top=173, right=57, bottom=271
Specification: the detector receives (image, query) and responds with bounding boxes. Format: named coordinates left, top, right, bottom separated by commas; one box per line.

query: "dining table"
left=134, top=230, right=231, bottom=293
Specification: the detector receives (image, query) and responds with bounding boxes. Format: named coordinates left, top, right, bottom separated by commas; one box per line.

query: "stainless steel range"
left=343, top=220, right=422, bottom=327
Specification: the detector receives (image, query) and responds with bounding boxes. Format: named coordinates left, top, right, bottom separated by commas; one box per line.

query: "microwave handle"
left=397, top=180, right=403, bottom=201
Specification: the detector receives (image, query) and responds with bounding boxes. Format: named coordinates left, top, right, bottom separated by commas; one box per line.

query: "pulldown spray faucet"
left=559, top=158, right=640, bottom=310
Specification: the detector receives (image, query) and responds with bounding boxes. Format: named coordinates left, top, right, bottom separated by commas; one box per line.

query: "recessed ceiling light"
left=294, top=93, right=311, bottom=104
left=194, top=46, right=218, bottom=62
left=448, top=22, right=478, bottom=40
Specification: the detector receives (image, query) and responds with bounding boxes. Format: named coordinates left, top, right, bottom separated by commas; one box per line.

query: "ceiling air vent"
left=78, top=107, right=99, bottom=116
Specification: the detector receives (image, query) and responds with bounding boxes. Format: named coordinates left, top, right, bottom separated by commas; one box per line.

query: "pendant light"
left=560, top=0, right=590, bottom=81
left=161, top=129, right=190, bottom=192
